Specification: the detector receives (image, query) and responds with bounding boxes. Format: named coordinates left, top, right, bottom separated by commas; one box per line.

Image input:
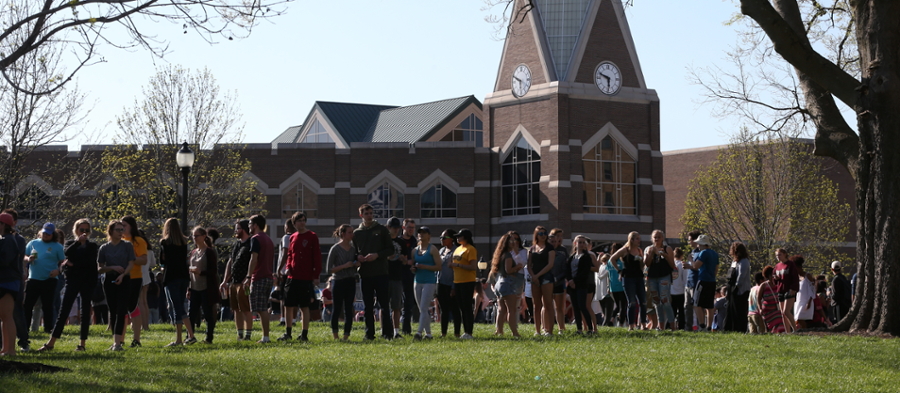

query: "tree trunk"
left=832, top=0, right=900, bottom=335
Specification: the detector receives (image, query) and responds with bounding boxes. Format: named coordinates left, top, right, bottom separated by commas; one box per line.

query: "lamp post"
left=175, top=142, right=195, bottom=234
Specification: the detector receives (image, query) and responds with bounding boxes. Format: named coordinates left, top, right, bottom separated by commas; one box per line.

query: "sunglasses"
left=441, top=236, right=454, bottom=240
left=537, top=232, right=547, bottom=236
left=78, top=228, right=90, bottom=234
left=113, top=228, right=125, bottom=232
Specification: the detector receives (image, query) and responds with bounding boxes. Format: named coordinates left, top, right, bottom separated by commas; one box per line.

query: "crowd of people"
left=0, top=204, right=856, bottom=355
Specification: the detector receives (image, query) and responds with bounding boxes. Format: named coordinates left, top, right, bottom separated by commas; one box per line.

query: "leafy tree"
left=73, top=65, right=265, bottom=238
left=680, top=139, right=852, bottom=275
left=0, top=41, right=86, bottom=211
left=0, top=0, right=290, bottom=94
left=714, top=0, right=900, bottom=335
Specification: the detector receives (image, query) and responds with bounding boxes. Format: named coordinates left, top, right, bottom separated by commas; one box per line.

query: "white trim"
left=424, top=104, right=484, bottom=143
left=549, top=181, right=571, bottom=188
left=277, top=169, right=322, bottom=195
left=652, top=185, right=665, bottom=192
left=549, top=144, right=570, bottom=152
left=529, top=5, right=556, bottom=83
left=14, top=174, right=58, bottom=197
left=540, top=140, right=551, bottom=147
left=365, top=170, right=410, bottom=194
left=499, top=124, right=542, bottom=163
left=651, top=151, right=662, bottom=158
left=491, top=214, right=549, bottom=225
left=569, top=139, right=583, bottom=146
left=297, top=109, right=349, bottom=149
left=570, top=175, right=584, bottom=182
left=484, top=82, right=658, bottom=107
left=637, top=144, right=651, bottom=151
left=416, top=169, right=460, bottom=192
left=611, top=0, right=648, bottom=89
left=539, top=175, right=551, bottom=183
left=475, top=180, right=501, bottom=188
left=581, top=122, right=639, bottom=160
left=572, top=213, right=653, bottom=223
left=637, top=178, right=652, bottom=185
left=564, top=0, right=603, bottom=83
left=418, top=218, right=475, bottom=226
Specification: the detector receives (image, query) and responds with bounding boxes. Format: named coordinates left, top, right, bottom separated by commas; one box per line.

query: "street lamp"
left=175, top=142, right=195, bottom=234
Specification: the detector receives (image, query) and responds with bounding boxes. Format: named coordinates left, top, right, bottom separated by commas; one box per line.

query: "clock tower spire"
left=483, top=0, right=665, bottom=243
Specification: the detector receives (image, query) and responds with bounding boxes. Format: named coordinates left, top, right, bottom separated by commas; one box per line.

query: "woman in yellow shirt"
left=451, top=229, right=478, bottom=339
left=121, top=216, right=148, bottom=347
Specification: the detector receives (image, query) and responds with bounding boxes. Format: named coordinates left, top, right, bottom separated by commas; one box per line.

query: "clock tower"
left=483, top=0, right=664, bottom=242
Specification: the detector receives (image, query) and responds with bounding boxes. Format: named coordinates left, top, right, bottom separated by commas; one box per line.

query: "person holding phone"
left=97, top=221, right=136, bottom=351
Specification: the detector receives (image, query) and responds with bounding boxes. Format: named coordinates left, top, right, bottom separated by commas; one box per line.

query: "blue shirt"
left=686, top=248, right=700, bottom=287
left=414, top=244, right=437, bottom=284
left=25, top=239, right=66, bottom=280
left=606, top=259, right=624, bottom=292
left=695, top=248, right=719, bottom=282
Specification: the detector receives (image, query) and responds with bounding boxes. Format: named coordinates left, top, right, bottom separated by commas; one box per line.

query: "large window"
left=440, top=114, right=483, bottom=147
left=583, top=136, right=637, bottom=215
left=17, top=185, right=51, bottom=221
left=534, top=0, right=592, bottom=80
left=501, top=138, right=541, bottom=216
left=421, top=183, right=457, bottom=218
left=283, top=183, right=318, bottom=219
left=368, top=182, right=404, bottom=219
left=301, top=119, right=334, bottom=144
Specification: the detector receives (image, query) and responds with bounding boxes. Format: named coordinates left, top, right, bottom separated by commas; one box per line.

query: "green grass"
left=4, top=322, right=899, bottom=392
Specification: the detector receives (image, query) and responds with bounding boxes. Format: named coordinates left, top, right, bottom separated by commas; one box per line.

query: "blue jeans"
left=622, top=276, right=646, bottom=326
left=165, top=279, right=190, bottom=323
left=647, top=276, right=674, bottom=327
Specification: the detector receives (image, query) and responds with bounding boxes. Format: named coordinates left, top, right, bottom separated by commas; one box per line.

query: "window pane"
left=422, top=187, right=436, bottom=209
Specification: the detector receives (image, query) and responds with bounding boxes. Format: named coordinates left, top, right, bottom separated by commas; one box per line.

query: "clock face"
left=511, top=64, right=532, bottom=98
left=594, top=61, right=622, bottom=95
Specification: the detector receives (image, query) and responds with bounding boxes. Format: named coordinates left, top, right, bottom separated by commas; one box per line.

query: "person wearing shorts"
left=219, top=219, right=253, bottom=340
left=277, top=212, right=321, bottom=342
left=246, top=214, right=275, bottom=343
left=691, top=235, right=719, bottom=331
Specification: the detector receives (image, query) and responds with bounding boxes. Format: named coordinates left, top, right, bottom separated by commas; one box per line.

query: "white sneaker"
left=459, top=334, right=474, bottom=340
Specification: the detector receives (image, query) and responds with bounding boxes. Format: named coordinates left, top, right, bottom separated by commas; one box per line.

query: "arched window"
left=421, top=183, right=457, bottom=218
left=368, top=182, right=404, bottom=219
left=283, top=183, right=318, bottom=219
left=502, top=138, right=541, bottom=216
left=301, top=119, right=334, bottom=144
left=440, top=113, right=483, bottom=147
left=583, top=135, right=637, bottom=215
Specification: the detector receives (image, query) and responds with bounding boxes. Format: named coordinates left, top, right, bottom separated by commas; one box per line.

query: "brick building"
left=9, top=0, right=664, bottom=259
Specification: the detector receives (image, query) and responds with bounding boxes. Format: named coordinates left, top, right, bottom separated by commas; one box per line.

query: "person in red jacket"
left=772, top=248, right=799, bottom=332
left=277, top=211, right=321, bottom=342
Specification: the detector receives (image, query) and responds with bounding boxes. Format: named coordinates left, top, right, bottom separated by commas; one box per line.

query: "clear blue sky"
left=71, top=0, right=743, bottom=152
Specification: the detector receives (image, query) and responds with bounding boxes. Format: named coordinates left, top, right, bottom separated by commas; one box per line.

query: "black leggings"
left=437, top=284, right=460, bottom=336
left=570, top=287, right=595, bottom=332
left=330, top=277, right=356, bottom=336
left=189, top=289, right=217, bottom=342
left=104, top=275, right=130, bottom=338
left=23, top=278, right=58, bottom=333
left=51, top=277, right=95, bottom=340
left=453, top=281, right=476, bottom=335
left=612, top=291, right=628, bottom=326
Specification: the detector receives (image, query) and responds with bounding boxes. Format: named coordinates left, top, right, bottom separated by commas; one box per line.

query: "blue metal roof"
left=316, top=102, right=398, bottom=143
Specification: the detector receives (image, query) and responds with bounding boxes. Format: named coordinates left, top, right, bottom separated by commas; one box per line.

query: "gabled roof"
left=364, top=96, right=481, bottom=143
left=272, top=125, right=303, bottom=146
left=315, top=102, right=398, bottom=143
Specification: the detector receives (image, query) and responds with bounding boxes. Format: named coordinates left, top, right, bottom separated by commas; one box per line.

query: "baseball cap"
left=417, top=226, right=430, bottom=234
left=386, top=217, right=402, bottom=228
left=694, top=234, right=712, bottom=246
left=41, top=222, right=56, bottom=235
left=0, top=213, right=13, bottom=227
left=831, top=261, right=842, bottom=269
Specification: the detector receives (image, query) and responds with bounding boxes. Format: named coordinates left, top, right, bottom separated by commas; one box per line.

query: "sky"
left=68, top=0, right=745, bottom=152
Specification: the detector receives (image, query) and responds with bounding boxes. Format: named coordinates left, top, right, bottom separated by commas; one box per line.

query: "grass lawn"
left=3, top=322, right=898, bottom=392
